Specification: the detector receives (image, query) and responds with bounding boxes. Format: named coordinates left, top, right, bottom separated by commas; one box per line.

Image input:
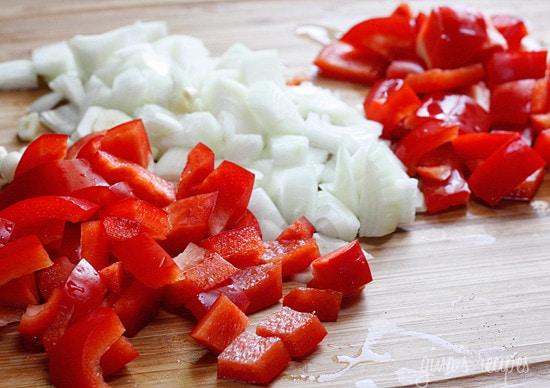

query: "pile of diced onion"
left=0, top=21, right=423, bottom=240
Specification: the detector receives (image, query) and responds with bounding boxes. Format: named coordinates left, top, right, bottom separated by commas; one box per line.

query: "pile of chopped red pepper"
left=0, top=119, right=373, bottom=386
left=315, top=3, right=550, bottom=212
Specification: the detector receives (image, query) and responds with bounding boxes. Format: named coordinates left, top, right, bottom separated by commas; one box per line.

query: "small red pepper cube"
left=37, top=256, right=75, bottom=301
left=176, top=143, right=215, bottom=199
left=71, top=182, right=135, bottom=207
left=15, top=134, right=68, bottom=178
left=185, top=284, right=250, bottom=321
left=99, top=262, right=133, bottom=295
left=0, top=274, right=39, bottom=308
left=100, top=336, right=139, bottom=377
left=49, top=307, right=125, bottom=388
left=18, top=287, right=64, bottom=338
left=230, top=262, right=282, bottom=314
left=485, top=51, right=547, bottom=86
left=0, top=217, right=14, bottom=246
left=490, top=79, right=536, bottom=126
left=534, top=129, right=550, bottom=165
left=64, top=259, right=108, bottom=321
left=283, top=287, right=343, bottom=322
left=405, top=64, right=485, bottom=94
left=308, top=240, right=373, bottom=296
left=80, top=220, right=110, bottom=270
left=113, top=280, right=161, bottom=337
left=201, top=226, right=264, bottom=268
left=261, top=239, right=320, bottom=277
left=490, top=15, right=528, bottom=51
left=531, top=78, right=549, bottom=114
left=386, top=59, right=424, bottom=79
left=256, top=306, right=327, bottom=358
left=422, top=169, right=471, bottom=213
left=276, top=216, right=315, bottom=241
left=100, top=119, right=152, bottom=168
left=191, top=294, right=249, bottom=354
left=218, top=331, right=290, bottom=385
left=0, top=235, right=52, bottom=286
left=504, top=168, right=546, bottom=202
left=452, top=132, right=520, bottom=161
left=228, top=209, right=262, bottom=237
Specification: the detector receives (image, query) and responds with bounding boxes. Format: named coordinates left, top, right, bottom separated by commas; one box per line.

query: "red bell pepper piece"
left=41, top=302, right=74, bottom=353
left=100, top=119, right=152, bottom=168
left=230, top=262, right=282, bottom=314
left=0, top=218, right=14, bottom=246
left=0, top=274, right=39, bottom=308
left=490, top=79, right=536, bottom=125
left=276, top=216, right=315, bottom=241
left=66, top=132, right=104, bottom=159
left=468, top=137, right=546, bottom=205
left=535, top=129, right=550, bottom=165
left=18, top=287, right=63, bottom=338
left=54, top=222, right=81, bottom=263
left=417, top=6, right=489, bottom=69
left=176, top=143, right=215, bottom=199
left=227, top=209, right=262, bottom=237
left=64, top=259, right=107, bottom=321
left=391, top=2, right=413, bottom=19
left=163, top=248, right=237, bottom=312
left=256, top=307, right=327, bottom=358
left=15, top=134, right=68, bottom=178
left=185, top=284, right=250, bottom=321
left=191, top=294, right=249, bottom=354
left=113, top=280, right=161, bottom=337
left=71, top=182, right=134, bottom=206
left=308, top=240, right=372, bottom=296
left=452, top=132, right=520, bottom=160
left=340, top=15, right=416, bottom=60
left=531, top=78, right=549, bottom=114
left=192, top=161, right=255, bottom=235
left=37, top=256, right=75, bottom=301
left=49, top=307, right=124, bottom=388
left=101, top=198, right=169, bottom=241
left=416, top=144, right=461, bottom=182
left=102, top=216, right=143, bottom=242
left=405, top=64, right=485, bottom=94
left=504, top=168, right=545, bottom=202
left=363, top=78, right=421, bottom=139
left=422, top=169, right=471, bottom=213
left=385, top=59, right=425, bottom=79
left=0, top=235, right=52, bottom=286
left=217, top=331, right=290, bottom=385
left=100, top=336, right=139, bottom=377
left=109, top=233, right=182, bottom=289
left=80, top=221, right=110, bottom=270
left=395, top=120, right=459, bottom=174
left=261, top=239, right=320, bottom=277
left=486, top=51, right=547, bottom=85
left=491, top=15, right=528, bottom=51
left=99, top=262, right=132, bottom=295
left=0, top=159, right=107, bottom=208
left=283, top=287, right=343, bottom=322
left=314, top=40, right=388, bottom=85
left=201, top=226, right=264, bottom=268
left=16, top=218, right=65, bottom=248
left=162, top=193, right=217, bottom=255
left=531, top=113, right=550, bottom=133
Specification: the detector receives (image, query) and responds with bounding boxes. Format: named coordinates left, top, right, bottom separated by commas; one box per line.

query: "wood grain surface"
left=1, top=1, right=550, bottom=387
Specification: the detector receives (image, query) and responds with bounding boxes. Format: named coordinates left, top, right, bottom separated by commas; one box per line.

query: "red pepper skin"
left=486, top=51, right=547, bottom=86
left=468, top=138, right=546, bottom=205
left=185, top=284, right=250, bottom=321
left=162, top=193, right=217, bottom=255
left=15, top=134, right=68, bottom=178
left=0, top=274, right=39, bottom=308
left=113, top=280, right=161, bottom=337
left=534, top=129, right=550, bottom=165
left=80, top=221, right=110, bottom=271
left=452, top=132, right=520, bottom=160
left=100, top=119, right=152, bottom=168
left=422, top=169, right=471, bottom=213
left=405, top=64, right=485, bottom=94
left=64, top=259, right=107, bottom=321
left=54, top=222, right=81, bottom=263
left=18, top=287, right=63, bottom=338
left=364, top=79, right=421, bottom=139
left=0, top=218, right=14, bottom=246
left=102, top=216, right=143, bottom=242
left=192, top=161, right=255, bottom=235
left=386, top=59, right=425, bottom=79
left=71, top=182, right=134, bottom=206
left=37, top=256, right=75, bottom=301
left=490, top=79, right=536, bottom=126
left=308, top=240, right=372, bottom=296
left=256, top=307, right=327, bottom=359
left=283, top=287, right=343, bottom=322
left=66, top=133, right=104, bottom=160
left=261, top=239, right=320, bottom=277
left=227, top=209, right=261, bottom=237
left=110, top=233, right=182, bottom=289
left=201, top=226, right=264, bottom=268
left=99, top=262, right=132, bottom=295
left=218, top=332, right=290, bottom=385
left=100, top=336, right=139, bottom=377
left=531, top=78, right=549, bottom=114
left=101, top=198, right=169, bottom=241
left=504, top=168, right=546, bottom=202
left=0, top=235, right=52, bottom=286
left=230, top=262, right=282, bottom=314
left=276, top=216, right=315, bottom=241
left=191, top=294, right=249, bottom=354
left=314, top=40, right=388, bottom=85
left=41, top=302, right=74, bottom=353
left=176, top=143, right=215, bottom=199
left=490, top=15, right=528, bottom=51
left=0, top=159, right=107, bottom=208
left=48, top=307, right=125, bottom=388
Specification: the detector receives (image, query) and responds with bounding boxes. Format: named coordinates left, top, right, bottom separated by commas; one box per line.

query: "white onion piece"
left=248, top=188, right=287, bottom=236
left=216, top=43, right=254, bottom=71
left=155, top=147, right=189, bottom=181
left=40, top=104, right=80, bottom=134
left=17, top=113, right=41, bottom=142
left=136, top=104, right=182, bottom=142
left=0, top=151, right=22, bottom=182
left=315, top=190, right=360, bottom=241
left=224, top=134, right=263, bottom=165
left=241, top=49, right=284, bottom=87
left=32, top=41, right=77, bottom=81
left=0, top=60, right=37, bottom=90
left=323, top=146, right=359, bottom=214
left=92, top=108, right=132, bottom=133
left=271, top=165, right=318, bottom=223
left=308, top=147, right=329, bottom=164
left=28, top=92, right=64, bottom=113
left=269, top=135, right=309, bottom=167
left=49, top=74, right=86, bottom=109
left=248, top=159, right=273, bottom=189
left=313, top=233, right=348, bottom=256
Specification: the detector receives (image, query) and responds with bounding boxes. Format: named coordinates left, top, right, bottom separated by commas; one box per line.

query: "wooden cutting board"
left=1, top=1, right=550, bottom=387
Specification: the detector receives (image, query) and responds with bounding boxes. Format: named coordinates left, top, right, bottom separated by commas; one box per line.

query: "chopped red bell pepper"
left=490, top=15, right=528, bottom=51
left=391, top=2, right=413, bottom=19
left=452, top=132, right=520, bottom=160
left=100, top=336, right=139, bottom=377
left=100, top=119, right=152, bottom=168
left=64, top=259, right=107, bottom=321
left=99, top=262, right=132, bottom=295
left=80, top=221, right=110, bottom=271
left=48, top=307, right=124, bottom=388
left=256, top=306, right=327, bottom=358
left=162, top=193, right=217, bottom=255
left=201, top=226, right=264, bottom=268
left=185, top=284, right=250, bottom=321
left=227, top=209, right=262, bottom=237
left=0, top=235, right=52, bottom=286
left=531, top=78, right=549, bottom=114
left=422, top=169, right=471, bottom=213
left=308, top=240, right=372, bottom=296
left=113, top=280, right=161, bottom=337
left=176, top=143, right=215, bottom=199
left=314, top=40, right=388, bottom=85
left=468, top=137, right=546, bottom=205
left=109, top=233, right=182, bottom=289
left=66, top=132, right=104, bottom=159
left=0, top=218, right=14, bottom=246
left=276, top=216, right=315, bottom=241
left=490, top=79, right=536, bottom=125
left=14, top=218, right=65, bottom=248
left=230, top=262, right=282, bottom=314
left=37, top=256, right=74, bottom=301
left=534, top=129, right=550, bottom=165
left=385, top=59, right=425, bottom=79
left=54, top=223, right=81, bottom=263
left=531, top=113, right=550, bottom=133
left=283, top=287, right=343, bottom=322
left=504, top=168, right=546, bottom=202
left=261, top=239, right=320, bottom=277
left=18, top=287, right=63, bottom=338
left=102, top=216, right=143, bottom=242
left=70, top=182, right=134, bottom=206
left=217, top=331, right=290, bottom=385
left=405, top=64, right=485, bottom=94
left=15, top=134, right=68, bottom=178
left=191, top=294, right=249, bottom=354
left=0, top=274, right=39, bottom=308
left=41, top=302, right=73, bottom=353
left=363, top=78, right=421, bottom=139
left=485, top=51, right=547, bottom=85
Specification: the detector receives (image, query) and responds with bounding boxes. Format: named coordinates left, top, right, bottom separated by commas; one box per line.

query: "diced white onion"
left=0, top=60, right=37, bottom=90
left=17, top=112, right=41, bottom=142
